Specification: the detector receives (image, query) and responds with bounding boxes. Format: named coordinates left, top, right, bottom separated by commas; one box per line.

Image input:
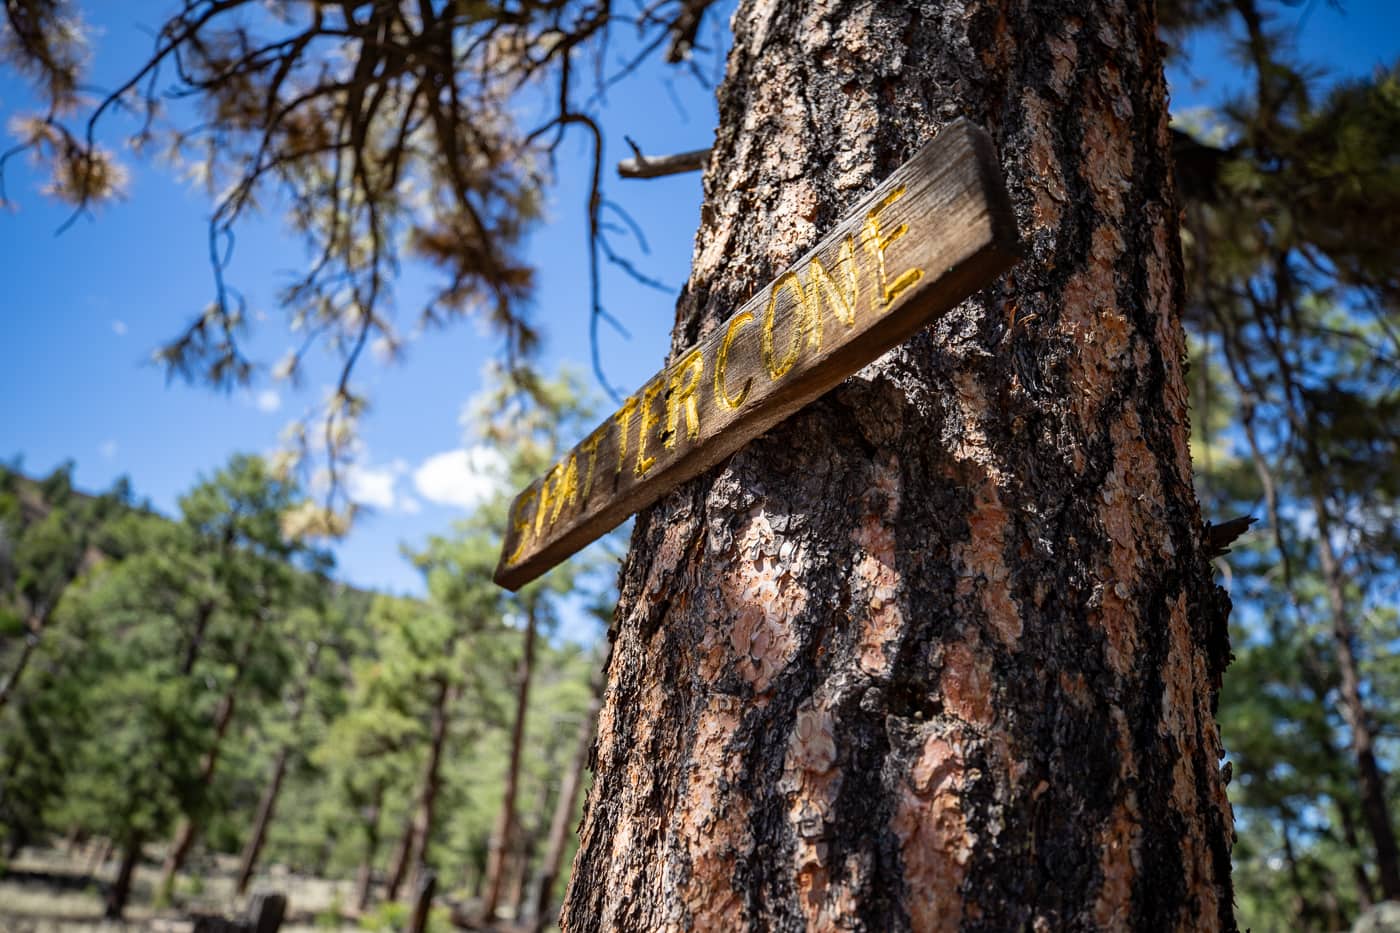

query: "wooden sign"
left=494, top=119, right=1021, bottom=590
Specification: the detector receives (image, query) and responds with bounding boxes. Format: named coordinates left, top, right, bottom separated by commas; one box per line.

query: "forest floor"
left=0, top=845, right=366, bottom=932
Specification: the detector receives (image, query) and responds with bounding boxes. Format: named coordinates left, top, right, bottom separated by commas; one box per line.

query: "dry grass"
left=0, top=846, right=363, bottom=932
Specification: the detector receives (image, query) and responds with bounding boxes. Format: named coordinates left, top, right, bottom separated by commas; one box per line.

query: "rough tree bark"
left=482, top=604, right=539, bottom=919
left=563, top=1, right=1236, bottom=930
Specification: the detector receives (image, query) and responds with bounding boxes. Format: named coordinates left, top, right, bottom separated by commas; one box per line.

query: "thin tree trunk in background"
left=564, top=1, right=1236, bottom=929
left=1280, top=820, right=1319, bottom=929
left=159, top=680, right=240, bottom=894
left=482, top=605, right=538, bottom=920
left=234, top=745, right=291, bottom=896
left=1225, top=356, right=1385, bottom=909
left=1307, top=481, right=1400, bottom=900
left=235, top=642, right=322, bottom=895
left=88, top=837, right=113, bottom=877
left=507, top=836, right=530, bottom=921
left=406, top=678, right=452, bottom=899
left=529, top=679, right=602, bottom=932
left=1337, top=797, right=1377, bottom=909
left=384, top=804, right=416, bottom=902
left=353, top=781, right=385, bottom=913
left=180, top=599, right=216, bottom=677
left=1252, top=321, right=1400, bottom=900
left=0, top=624, right=40, bottom=711
left=104, top=833, right=142, bottom=920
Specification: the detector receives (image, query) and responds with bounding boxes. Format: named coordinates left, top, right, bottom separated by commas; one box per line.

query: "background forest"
left=0, top=0, right=1398, bottom=931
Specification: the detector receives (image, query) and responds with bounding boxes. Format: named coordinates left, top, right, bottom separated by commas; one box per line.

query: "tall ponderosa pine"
left=1170, top=0, right=1400, bottom=914
left=564, top=1, right=1236, bottom=928
left=0, top=463, right=131, bottom=712
left=157, top=455, right=327, bottom=895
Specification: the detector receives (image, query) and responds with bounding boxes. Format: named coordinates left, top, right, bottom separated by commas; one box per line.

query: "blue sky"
left=1, top=1, right=1396, bottom=599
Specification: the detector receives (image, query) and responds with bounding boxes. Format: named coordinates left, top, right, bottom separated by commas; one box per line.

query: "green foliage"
left=1178, top=3, right=1400, bottom=925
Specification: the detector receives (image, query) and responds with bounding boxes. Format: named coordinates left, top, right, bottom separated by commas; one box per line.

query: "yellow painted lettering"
left=506, top=488, right=537, bottom=565
left=550, top=454, right=580, bottom=523
left=864, top=185, right=925, bottom=308
left=715, top=312, right=754, bottom=410
left=613, top=396, right=638, bottom=474
left=666, top=349, right=704, bottom=448
left=635, top=378, right=664, bottom=477
left=579, top=425, right=607, bottom=502
left=534, top=464, right=560, bottom=539
left=762, top=271, right=806, bottom=380
left=806, top=235, right=859, bottom=340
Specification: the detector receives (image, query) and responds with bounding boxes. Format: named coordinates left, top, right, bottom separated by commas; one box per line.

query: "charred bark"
left=563, top=1, right=1236, bottom=930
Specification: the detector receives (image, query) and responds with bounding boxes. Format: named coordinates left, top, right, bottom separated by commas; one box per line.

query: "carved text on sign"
left=494, top=119, right=1020, bottom=590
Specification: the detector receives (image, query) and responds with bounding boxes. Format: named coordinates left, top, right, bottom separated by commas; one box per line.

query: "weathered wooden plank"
left=494, top=118, right=1021, bottom=590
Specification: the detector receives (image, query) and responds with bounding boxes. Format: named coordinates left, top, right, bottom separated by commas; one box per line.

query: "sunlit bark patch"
left=711, top=509, right=805, bottom=692
left=1057, top=225, right=1130, bottom=428
left=780, top=698, right=849, bottom=928
left=1024, top=93, right=1067, bottom=232
left=938, top=633, right=994, bottom=728
left=949, top=373, right=1022, bottom=648
left=955, top=473, right=1021, bottom=648
left=672, top=694, right=752, bottom=929
left=1046, top=21, right=1081, bottom=98
left=892, top=731, right=971, bottom=933
left=851, top=454, right=903, bottom=676
left=1080, top=86, right=1134, bottom=221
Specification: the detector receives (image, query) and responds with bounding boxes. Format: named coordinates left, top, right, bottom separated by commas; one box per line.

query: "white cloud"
left=99, top=439, right=118, bottom=460
left=255, top=389, right=282, bottom=413
left=413, top=446, right=506, bottom=510
left=111, top=320, right=128, bottom=336
left=399, top=496, right=422, bottom=515
left=347, top=459, right=407, bottom=510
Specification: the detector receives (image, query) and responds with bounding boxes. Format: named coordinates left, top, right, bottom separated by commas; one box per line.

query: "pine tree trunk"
left=1235, top=370, right=1387, bottom=908
left=354, top=782, right=385, bottom=913
left=482, top=605, right=539, bottom=919
left=235, top=642, right=322, bottom=895
left=406, top=678, right=452, bottom=898
left=1337, top=797, right=1377, bottom=909
left=104, top=833, right=143, bottom=920
left=160, top=683, right=239, bottom=894
left=88, top=837, right=113, bottom=877
left=235, top=744, right=291, bottom=896
left=384, top=810, right=415, bottom=903
left=563, top=1, right=1236, bottom=929
left=1308, top=482, right=1400, bottom=900
left=0, top=624, right=40, bottom=711
left=529, top=681, right=602, bottom=932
